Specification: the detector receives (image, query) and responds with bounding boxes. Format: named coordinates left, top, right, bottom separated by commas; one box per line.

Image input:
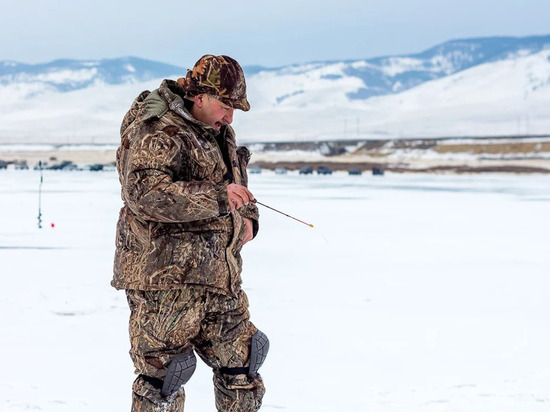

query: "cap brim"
left=220, top=97, right=250, bottom=112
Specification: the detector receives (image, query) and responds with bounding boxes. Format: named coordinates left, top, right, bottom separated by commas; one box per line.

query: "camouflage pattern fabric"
left=127, top=287, right=265, bottom=411
left=177, top=55, right=250, bottom=111
left=112, top=79, right=259, bottom=295
left=113, top=77, right=265, bottom=411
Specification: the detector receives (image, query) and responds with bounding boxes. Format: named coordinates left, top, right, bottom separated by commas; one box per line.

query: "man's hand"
left=242, top=217, right=254, bottom=246
left=227, top=183, right=255, bottom=212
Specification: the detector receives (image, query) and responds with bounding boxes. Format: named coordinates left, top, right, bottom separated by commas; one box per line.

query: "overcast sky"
left=1, top=0, right=549, bottom=68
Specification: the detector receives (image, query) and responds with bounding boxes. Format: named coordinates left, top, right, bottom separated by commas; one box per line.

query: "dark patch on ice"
left=53, top=312, right=77, bottom=316
left=424, top=399, right=450, bottom=404
left=454, top=384, right=477, bottom=389
left=52, top=311, right=91, bottom=317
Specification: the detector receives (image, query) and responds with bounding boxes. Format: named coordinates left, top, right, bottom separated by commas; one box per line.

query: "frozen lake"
left=1, top=170, right=549, bottom=411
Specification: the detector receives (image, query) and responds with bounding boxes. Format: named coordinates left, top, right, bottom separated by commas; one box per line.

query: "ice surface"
left=1, top=170, right=549, bottom=411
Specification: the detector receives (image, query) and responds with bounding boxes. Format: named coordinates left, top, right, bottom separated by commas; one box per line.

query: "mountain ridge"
left=0, top=34, right=549, bottom=143
left=2, top=34, right=549, bottom=97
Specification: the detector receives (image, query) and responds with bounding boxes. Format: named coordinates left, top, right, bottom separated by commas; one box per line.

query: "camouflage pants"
left=126, top=286, right=265, bottom=411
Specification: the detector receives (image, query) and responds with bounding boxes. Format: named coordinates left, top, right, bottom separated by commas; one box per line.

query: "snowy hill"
left=252, top=34, right=550, bottom=102
left=242, top=47, right=550, bottom=141
left=0, top=57, right=184, bottom=95
left=0, top=34, right=549, bottom=143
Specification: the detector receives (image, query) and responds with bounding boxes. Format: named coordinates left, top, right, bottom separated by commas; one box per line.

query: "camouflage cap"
left=178, top=55, right=250, bottom=111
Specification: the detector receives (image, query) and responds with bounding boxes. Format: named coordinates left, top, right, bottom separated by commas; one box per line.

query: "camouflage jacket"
left=111, top=79, right=259, bottom=295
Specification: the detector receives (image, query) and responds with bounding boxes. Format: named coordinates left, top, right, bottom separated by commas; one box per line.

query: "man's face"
left=191, top=94, right=234, bottom=131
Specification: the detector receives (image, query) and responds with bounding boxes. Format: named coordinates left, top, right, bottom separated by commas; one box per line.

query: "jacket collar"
left=156, top=79, right=223, bottom=137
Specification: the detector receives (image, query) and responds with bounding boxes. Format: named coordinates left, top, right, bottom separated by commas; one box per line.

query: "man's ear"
left=193, top=94, right=204, bottom=108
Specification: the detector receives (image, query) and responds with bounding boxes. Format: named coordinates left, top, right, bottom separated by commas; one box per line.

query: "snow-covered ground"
left=1, top=170, right=549, bottom=411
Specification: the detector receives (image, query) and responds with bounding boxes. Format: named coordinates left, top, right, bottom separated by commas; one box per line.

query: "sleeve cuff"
left=216, top=182, right=231, bottom=216
left=239, top=203, right=260, bottom=238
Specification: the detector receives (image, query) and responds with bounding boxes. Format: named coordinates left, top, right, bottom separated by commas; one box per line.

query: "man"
left=112, top=55, right=268, bottom=412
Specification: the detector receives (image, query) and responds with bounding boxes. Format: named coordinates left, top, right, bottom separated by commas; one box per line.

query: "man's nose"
left=223, top=108, right=234, bottom=124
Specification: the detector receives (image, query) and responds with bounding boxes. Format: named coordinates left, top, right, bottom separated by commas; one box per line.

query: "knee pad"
left=220, top=330, right=270, bottom=378
left=161, top=351, right=197, bottom=397
left=249, top=330, right=269, bottom=376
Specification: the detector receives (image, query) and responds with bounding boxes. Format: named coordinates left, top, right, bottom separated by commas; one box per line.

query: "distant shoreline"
left=1, top=136, right=549, bottom=174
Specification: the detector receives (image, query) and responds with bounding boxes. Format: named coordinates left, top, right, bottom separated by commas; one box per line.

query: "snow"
left=30, top=68, right=99, bottom=84
left=1, top=170, right=549, bottom=411
left=247, top=62, right=365, bottom=109
left=379, top=57, right=425, bottom=76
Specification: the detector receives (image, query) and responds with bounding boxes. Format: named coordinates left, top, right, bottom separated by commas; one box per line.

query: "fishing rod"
left=37, top=160, right=43, bottom=229
left=254, top=200, right=314, bottom=228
